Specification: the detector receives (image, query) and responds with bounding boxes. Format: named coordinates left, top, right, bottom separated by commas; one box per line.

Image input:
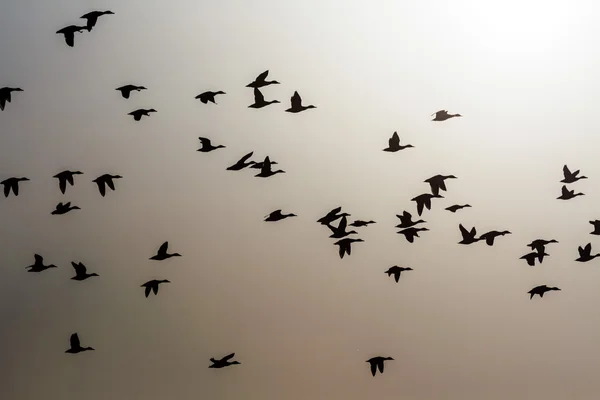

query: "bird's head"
left=354, top=239, right=365, bottom=243
left=139, top=86, right=147, bottom=90
left=447, top=175, right=457, bottom=179
left=271, top=80, right=280, bottom=84
left=405, top=267, right=414, bottom=271
left=384, top=357, right=394, bottom=360
left=19, top=177, right=30, bottom=181
left=306, top=105, right=316, bottom=109
left=162, top=279, right=171, bottom=283
left=149, top=109, right=157, bottom=113
left=105, top=11, right=115, bottom=15
left=271, top=100, right=281, bottom=104
left=90, top=273, right=99, bottom=277
left=550, top=287, right=561, bottom=291
left=216, top=91, right=226, bottom=95
left=13, top=88, right=23, bottom=92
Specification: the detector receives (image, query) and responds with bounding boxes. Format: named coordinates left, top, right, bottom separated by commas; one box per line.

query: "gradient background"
left=2, top=0, right=600, bottom=399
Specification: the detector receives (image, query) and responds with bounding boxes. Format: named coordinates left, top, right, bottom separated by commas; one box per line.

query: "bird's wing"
left=253, top=88, right=265, bottom=103
left=338, top=215, right=347, bottom=231
left=256, top=70, right=269, bottom=81
left=389, top=132, right=399, bottom=147
left=0, top=96, right=6, bottom=111
left=70, top=333, right=80, bottom=348
left=370, top=362, right=377, bottom=376
left=415, top=200, right=424, bottom=216
left=585, top=243, right=592, bottom=253
left=34, top=254, right=43, bottom=265
left=578, top=246, right=585, bottom=258
left=240, top=152, right=253, bottom=163
left=290, top=91, right=301, bottom=108
left=458, top=224, right=469, bottom=238
left=145, top=286, right=151, bottom=297
left=12, top=182, right=19, bottom=196
left=105, top=179, right=115, bottom=191
left=65, top=32, right=75, bottom=47
left=378, top=361, right=384, bottom=373
left=561, top=185, right=569, bottom=196
left=563, top=165, right=571, bottom=177
left=72, top=262, right=84, bottom=274
left=96, top=181, right=106, bottom=196
left=199, top=137, right=210, bottom=146
left=222, top=353, right=235, bottom=361
left=394, top=273, right=400, bottom=283
left=152, top=285, right=159, bottom=295
left=134, top=113, right=141, bottom=121
left=2, top=183, right=8, bottom=197
left=338, top=242, right=345, bottom=258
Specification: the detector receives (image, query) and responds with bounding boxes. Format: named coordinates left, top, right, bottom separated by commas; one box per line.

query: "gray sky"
left=2, top=0, right=600, bottom=399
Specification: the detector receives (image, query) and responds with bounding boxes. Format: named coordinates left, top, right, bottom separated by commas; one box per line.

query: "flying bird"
left=51, top=202, right=81, bottom=215
left=128, top=108, right=156, bottom=121
left=478, top=230, right=512, bottom=246
left=1, top=177, right=29, bottom=197
left=141, top=279, right=170, bottom=297
left=150, top=241, right=182, bottom=261
left=227, top=152, right=256, bottom=171
left=65, top=333, right=94, bottom=354
left=255, top=156, right=285, bottom=178
left=424, top=174, right=457, bottom=196
left=385, top=266, right=413, bottom=283
left=520, top=251, right=549, bottom=266
left=576, top=243, right=600, bottom=262
left=326, top=215, right=358, bottom=238
left=246, top=70, right=280, bottom=88
left=334, top=238, right=364, bottom=259
left=264, top=209, right=297, bottom=222
left=116, top=85, right=146, bottom=99
left=80, top=10, right=114, bottom=31
left=249, top=88, right=280, bottom=108
left=209, top=353, right=241, bottom=368
left=445, top=204, right=471, bottom=213
left=53, top=170, right=83, bottom=194
left=92, top=174, right=122, bottom=197
left=411, top=193, right=444, bottom=216
left=0, top=87, right=23, bottom=111
left=383, top=132, right=414, bottom=152
left=431, top=110, right=462, bottom=121
left=70, top=262, right=99, bottom=281
left=458, top=224, right=480, bottom=245
left=349, top=220, right=376, bottom=227
left=527, top=239, right=558, bottom=254
left=26, top=254, right=57, bottom=273
left=397, top=227, right=429, bottom=243
left=557, top=185, right=584, bottom=200
left=395, top=211, right=425, bottom=229
left=366, top=356, right=394, bottom=377
left=195, top=91, right=226, bottom=104
left=589, top=221, right=600, bottom=235
left=528, top=285, right=560, bottom=299
left=56, top=25, right=86, bottom=47
left=197, top=137, right=226, bottom=152
left=285, top=91, right=316, bottom=113
left=561, top=165, right=587, bottom=183
left=317, top=207, right=350, bottom=226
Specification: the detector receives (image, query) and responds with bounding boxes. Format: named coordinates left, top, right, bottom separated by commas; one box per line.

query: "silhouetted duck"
left=53, top=170, right=83, bottom=194
left=479, top=230, right=511, bottom=246
left=209, top=353, right=240, bottom=368
left=395, top=211, right=425, bottom=229
left=458, top=224, right=480, bottom=245
left=424, top=174, right=457, bottom=196
left=265, top=209, right=297, bottom=222
left=350, top=220, right=376, bottom=227
left=520, top=251, right=549, bottom=266
left=561, top=165, right=587, bottom=183
left=227, top=152, right=256, bottom=171
left=150, top=241, right=182, bottom=260
left=51, top=202, right=81, bottom=215
left=80, top=10, right=114, bottom=31
left=246, top=70, right=280, bottom=88
left=128, top=108, right=156, bottom=121
left=56, top=25, right=86, bottom=47
left=116, top=85, right=146, bottom=99
left=141, top=279, right=170, bottom=297
left=557, top=185, right=584, bottom=200
left=411, top=193, right=444, bottom=216
left=317, top=207, right=350, bottom=225
left=250, top=160, right=278, bottom=169
left=1, top=177, right=29, bottom=197
left=385, top=266, right=413, bottom=283
left=431, top=110, right=462, bottom=121
left=26, top=254, right=57, bottom=273
left=327, top=215, right=358, bottom=238
left=71, top=262, right=99, bottom=280
left=589, top=220, right=600, bottom=235
left=334, top=238, right=364, bottom=259
left=285, top=91, right=316, bottom=113
left=383, top=132, right=414, bottom=152
left=65, top=333, right=94, bottom=354
left=92, top=174, right=122, bottom=197
left=528, top=285, right=560, bottom=299
left=527, top=239, right=558, bottom=253
left=249, top=88, right=280, bottom=108
left=196, top=91, right=225, bottom=104
left=255, top=156, right=285, bottom=178
left=445, top=204, right=471, bottom=213
left=197, top=137, right=226, bottom=152
left=0, top=87, right=23, bottom=111
left=397, top=227, right=429, bottom=243
left=366, top=356, right=393, bottom=377
left=576, top=243, right=600, bottom=262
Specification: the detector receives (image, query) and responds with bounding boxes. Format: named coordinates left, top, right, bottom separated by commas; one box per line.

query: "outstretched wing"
left=561, top=185, right=570, bottom=196
left=290, top=91, right=301, bottom=108
left=199, top=137, right=211, bottom=146
left=256, top=70, right=269, bottom=82
left=389, top=132, right=399, bottom=148
left=253, top=88, right=265, bottom=103
left=157, top=241, right=169, bottom=256
left=70, top=333, right=80, bottom=348
left=370, top=362, right=377, bottom=376
left=221, top=353, right=235, bottom=362
left=563, top=165, right=571, bottom=178
left=34, top=254, right=43, bottom=265
left=145, top=286, right=151, bottom=297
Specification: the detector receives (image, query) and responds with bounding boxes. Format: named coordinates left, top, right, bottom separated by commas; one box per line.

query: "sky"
left=2, top=0, right=600, bottom=399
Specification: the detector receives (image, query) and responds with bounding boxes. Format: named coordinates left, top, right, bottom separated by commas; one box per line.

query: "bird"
left=334, top=238, right=364, bottom=259
left=285, top=91, right=316, bottom=113
left=576, top=243, right=600, bottom=262
left=317, top=207, right=350, bottom=225
left=246, top=70, right=280, bottom=88
left=65, top=333, right=94, bottom=354
left=411, top=193, right=444, bottom=216
left=385, top=266, right=413, bottom=283
left=264, top=210, right=297, bottom=222
left=527, top=239, right=559, bottom=254
left=424, top=174, right=457, bottom=196
left=445, top=204, right=471, bottom=213
left=255, top=156, right=285, bottom=178
left=70, top=262, right=99, bottom=281
left=0, top=87, right=23, bottom=111
left=1, top=177, right=29, bottom=197
left=51, top=202, right=81, bottom=215
left=520, top=251, right=550, bottom=266
left=366, top=356, right=394, bottom=377
left=53, top=170, right=83, bottom=194
left=458, top=224, right=480, bottom=245
left=141, top=279, right=170, bottom=297
left=26, top=254, right=57, bottom=273
left=80, top=10, right=114, bottom=31
left=561, top=165, right=587, bottom=183
left=326, top=215, right=358, bottom=238
left=557, top=185, right=584, bottom=200
left=383, top=132, right=414, bottom=152
left=431, top=110, right=462, bottom=121
left=92, top=174, right=122, bottom=197
left=248, top=88, right=280, bottom=108
left=349, top=220, right=376, bottom=227
left=589, top=221, right=600, bottom=235
left=128, top=108, right=157, bottom=121
left=197, top=137, right=226, bottom=152
left=395, top=211, right=425, bottom=229
left=56, top=25, right=86, bottom=47
left=209, top=353, right=241, bottom=368
left=195, top=91, right=225, bottom=104
left=227, top=152, right=256, bottom=171
left=250, top=160, right=279, bottom=169
left=115, top=85, right=146, bottom=99
left=397, top=227, right=429, bottom=243
left=150, top=241, right=182, bottom=261
left=478, top=230, right=511, bottom=246
left=528, top=285, right=561, bottom=299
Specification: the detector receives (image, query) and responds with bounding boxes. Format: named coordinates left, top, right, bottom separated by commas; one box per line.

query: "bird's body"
left=249, top=88, right=280, bottom=108
left=395, top=211, right=425, bottom=229
left=197, top=137, right=226, bottom=152
left=334, top=238, right=364, bottom=259
left=128, top=108, right=156, bottom=121
left=246, top=70, right=280, bottom=88
left=92, top=174, right=122, bottom=197
left=150, top=241, right=182, bottom=261
left=53, top=170, right=83, bottom=194
left=0, top=87, right=23, bottom=111
left=327, top=216, right=358, bottom=238
left=1, top=177, right=29, bottom=197
left=56, top=25, right=86, bottom=47
left=458, top=224, right=480, bottom=245
left=397, top=227, right=429, bottom=243
left=265, top=209, right=297, bottom=222
left=349, top=220, right=376, bottom=227
left=424, top=174, right=457, bottom=196
left=557, top=185, right=584, bottom=200
left=285, top=91, right=315, bottom=113
left=141, top=279, right=170, bottom=297
left=80, top=10, right=114, bottom=31
left=411, top=193, right=444, bottom=216
left=528, top=285, right=560, bottom=299
left=431, top=110, right=462, bottom=121
left=116, top=85, right=146, bottom=99
left=65, top=333, right=94, bottom=353
left=445, top=204, right=471, bottom=213
left=255, top=156, right=285, bottom=178
left=366, top=356, right=394, bottom=376
left=196, top=91, right=225, bottom=104
left=71, top=262, right=99, bottom=280
left=561, top=165, right=587, bottom=183
left=209, top=353, right=240, bottom=368
left=383, top=132, right=414, bottom=152
left=385, top=266, right=413, bottom=282
left=26, top=254, right=57, bottom=273
left=576, top=243, right=600, bottom=262
left=479, top=230, right=511, bottom=246
left=227, top=152, right=256, bottom=170
left=51, top=202, right=81, bottom=215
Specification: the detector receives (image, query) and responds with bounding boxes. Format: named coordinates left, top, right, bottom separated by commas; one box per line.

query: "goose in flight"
left=264, top=209, right=297, bottom=222
left=366, top=356, right=394, bottom=377
left=0, top=87, right=23, bottom=111
left=520, top=251, right=549, bottom=266
left=195, top=91, right=226, bottom=104
left=65, top=333, right=94, bottom=354
left=53, top=170, right=83, bottom=194
left=285, top=91, right=316, bottom=113
left=424, top=174, right=457, bottom=196
left=116, top=85, right=146, bottom=99
left=458, top=224, right=480, bottom=245
left=527, top=239, right=558, bottom=254
left=334, top=238, right=364, bottom=259
left=478, top=230, right=511, bottom=246
left=71, top=262, right=99, bottom=281
left=255, top=156, right=285, bottom=178
left=197, top=137, right=226, bottom=152
left=92, top=174, right=122, bottom=197
left=1, top=177, right=29, bottom=197
left=411, top=193, right=444, bottom=216
left=80, top=10, right=114, bottom=31
left=317, top=207, right=350, bottom=226
left=383, top=132, right=414, bottom=152
left=246, top=70, right=280, bottom=88
left=349, top=220, right=376, bottom=227
left=26, top=254, right=57, bottom=273
left=431, top=110, right=462, bottom=121
left=56, top=25, right=87, bottom=47
left=227, top=152, right=256, bottom=171
left=150, top=241, right=182, bottom=261
left=128, top=108, right=156, bottom=121
left=326, top=215, right=358, bottom=238
left=51, top=202, right=81, bottom=215
left=589, top=220, right=600, bottom=235
left=528, top=285, right=560, bottom=299
left=395, top=211, right=425, bottom=229
left=209, top=353, right=241, bottom=368
left=576, top=243, right=600, bottom=262
left=385, top=266, right=413, bottom=283
left=561, top=165, right=587, bottom=183
left=141, top=279, right=170, bottom=297
left=249, top=88, right=280, bottom=108
left=557, top=185, right=584, bottom=200
left=397, top=227, right=429, bottom=243
left=445, top=204, right=471, bottom=213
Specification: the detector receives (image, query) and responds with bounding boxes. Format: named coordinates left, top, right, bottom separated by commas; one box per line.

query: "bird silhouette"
left=576, top=243, right=600, bottom=262
left=116, top=85, right=146, bottom=99
left=26, top=254, right=57, bottom=273
left=397, top=227, right=429, bottom=243
left=589, top=221, right=600, bottom=235
left=383, top=132, right=414, bottom=152
left=395, top=211, right=426, bottom=229
left=250, top=160, right=278, bottom=169
left=264, top=210, right=297, bottom=222
left=150, top=242, right=182, bottom=260
left=195, top=91, right=225, bottom=104
left=561, top=165, right=587, bottom=183
left=197, top=137, right=226, bottom=152
left=51, top=202, right=81, bottom=215
left=317, top=207, right=350, bottom=225
left=53, top=170, right=83, bottom=194
left=478, top=230, right=511, bottom=246
left=285, top=91, right=316, bottom=113
left=527, top=239, right=559, bottom=254
left=209, top=353, right=240, bottom=368
left=65, top=333, right=94, bottom=354
left=71, top=262, right=99, bottom=280
left=445, top=204, right=471, bottom=213
left=92, top=174, right=122, bottom=197
left=334, top=238, right=364, bottom=259
left=431, top=110, right=462, bottom=121
left=424, top=174, right=457, bottom=196
left=255, top=156, right=285, bottom=178
left=246, top=70, right=280, bottom=88
left=227, top=152, right=256, bottom=171
left=557, top=185, right=584, bottom=200
left=458, top=224, right=480, bottom=245
left=366, top=356, right=394, bottom=376
left=1, top=177, right=29, bottom=197
left=80, top=10, right=114, bottom=31
left=0, top=87, right=23, bottom=111
left=141, top=279, right=170, bottom=297
left=349, top=220, right=376, bottom=227
left=411, top=193, right=444, bottom=216
left=326, top=215, right=358, bottom=238
left=528, top=285, right=560, bottom=299
left=520, top=251, right=549, bottom=266
left=128, top=108, right=156, bottom=121
left=249, top=88, right=280, bottom=108
left=56, top=25, right=86, bottom=47
left=385, top=266, right=413, bottom=282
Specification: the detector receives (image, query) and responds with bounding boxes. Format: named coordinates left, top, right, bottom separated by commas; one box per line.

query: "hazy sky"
left=2, top=0, right=600, bottom=399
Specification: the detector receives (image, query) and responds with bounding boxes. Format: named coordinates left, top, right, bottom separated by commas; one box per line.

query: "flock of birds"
left=2, top=7, right=599, bottom=378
